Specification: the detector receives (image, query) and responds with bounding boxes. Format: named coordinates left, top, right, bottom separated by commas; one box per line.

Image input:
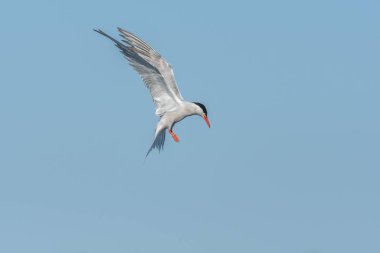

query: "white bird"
left=94, top=27, right=210, bottom=157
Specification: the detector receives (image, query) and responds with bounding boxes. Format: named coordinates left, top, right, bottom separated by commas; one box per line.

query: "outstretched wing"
left=94, top=28, right=183, bottom=116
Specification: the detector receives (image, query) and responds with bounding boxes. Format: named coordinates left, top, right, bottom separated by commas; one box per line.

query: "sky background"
left=1, top=0, right=379, bottom=252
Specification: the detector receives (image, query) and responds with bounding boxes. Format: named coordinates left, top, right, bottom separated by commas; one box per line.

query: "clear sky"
left=0, top=0, right=379, bottom=252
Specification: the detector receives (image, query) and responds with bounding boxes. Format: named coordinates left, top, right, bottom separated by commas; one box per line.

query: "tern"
left=94, top=28, right=210, bottom=157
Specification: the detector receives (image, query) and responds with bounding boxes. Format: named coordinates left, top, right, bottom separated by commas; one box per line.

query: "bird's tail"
left=146, top=129, right=166, bottom=158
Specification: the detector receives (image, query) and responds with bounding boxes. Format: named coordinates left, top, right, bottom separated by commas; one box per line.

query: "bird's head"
left=193, top=102, right=210, bottom=128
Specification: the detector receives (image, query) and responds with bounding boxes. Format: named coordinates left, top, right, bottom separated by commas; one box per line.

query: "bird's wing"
left=118, top=28, right=184, bottom=101
left=94, top=28, right=183, bottom=116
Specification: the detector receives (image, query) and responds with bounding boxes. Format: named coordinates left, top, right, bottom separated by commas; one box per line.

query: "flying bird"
left=94, top=27, right=210, bottom=157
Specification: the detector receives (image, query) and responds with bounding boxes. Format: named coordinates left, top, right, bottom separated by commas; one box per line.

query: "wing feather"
left=94, top=28, right=183, bottom=116
left=117, top=28, right=184, bottom=102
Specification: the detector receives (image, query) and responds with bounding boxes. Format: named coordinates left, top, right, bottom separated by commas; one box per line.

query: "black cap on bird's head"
left=193, top=102, right=207, bottom=116
left=193, top=102, right=210, bottom=128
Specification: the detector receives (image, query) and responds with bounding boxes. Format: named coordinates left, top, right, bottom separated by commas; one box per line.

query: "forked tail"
left=146, top=129, right=166, bottom=158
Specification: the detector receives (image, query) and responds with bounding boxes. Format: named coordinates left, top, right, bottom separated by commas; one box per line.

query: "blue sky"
left=1, top=0, right=379, bottom=252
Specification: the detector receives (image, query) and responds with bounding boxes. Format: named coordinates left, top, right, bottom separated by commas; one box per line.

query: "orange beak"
left=203, top=114, right=211, bottom=128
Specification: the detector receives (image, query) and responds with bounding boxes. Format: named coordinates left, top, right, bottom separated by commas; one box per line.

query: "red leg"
left=168, top=129, right=179, bottom=142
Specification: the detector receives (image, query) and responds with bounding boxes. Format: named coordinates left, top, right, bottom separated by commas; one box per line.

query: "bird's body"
left=95, top=27, right=210, bottom=156
left=159, top=101, right=203, bottom=130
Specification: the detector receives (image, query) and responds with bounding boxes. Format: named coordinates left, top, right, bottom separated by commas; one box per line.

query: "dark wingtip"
left=93, top=28, right=104, bottom=35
